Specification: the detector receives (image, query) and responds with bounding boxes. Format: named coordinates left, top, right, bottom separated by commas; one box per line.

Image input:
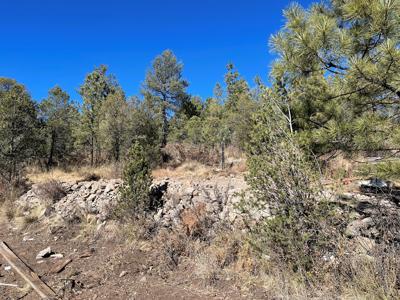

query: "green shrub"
left=243, top=99, right=346, bottom=274
left=356, top=161, right=400, bottom=180
left=117, top=142, right=153, bottom=219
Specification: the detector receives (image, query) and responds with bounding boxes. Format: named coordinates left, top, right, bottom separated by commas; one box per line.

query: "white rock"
left=36, top=247, right=53, bottom=259
left=50, top=253, right=64, bottom=259
left=119, top=271, right=128, bottom=278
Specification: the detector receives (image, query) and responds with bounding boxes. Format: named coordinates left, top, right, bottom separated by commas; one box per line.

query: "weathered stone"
left=345, top=217, right=374, bottom=238
left=36, top=247, right=54, bottom=259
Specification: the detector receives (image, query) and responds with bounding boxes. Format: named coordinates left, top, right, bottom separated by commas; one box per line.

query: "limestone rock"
left=36, top=247, right=54, bottom=259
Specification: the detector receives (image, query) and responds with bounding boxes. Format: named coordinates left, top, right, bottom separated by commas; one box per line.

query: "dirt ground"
left=0, top=219, right=259, bottom=300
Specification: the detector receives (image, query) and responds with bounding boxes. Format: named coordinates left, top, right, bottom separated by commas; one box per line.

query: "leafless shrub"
left=154, top=229, right=191, bottom=271
left=36, top=180, right=66, bottom=202
left=80, top=173, right=101, bottom=182
left=333, top=241, right=400, bottom=299
left=180, top=202, right=214, bottom=240
left=163, top=143, right=219, bottom=167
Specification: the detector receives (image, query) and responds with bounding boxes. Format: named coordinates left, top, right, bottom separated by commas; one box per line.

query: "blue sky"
left=1, top=0, right=314, bottom=102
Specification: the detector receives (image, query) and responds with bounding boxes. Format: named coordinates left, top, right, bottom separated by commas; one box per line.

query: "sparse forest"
left=1, top=0, right=400, bottom=299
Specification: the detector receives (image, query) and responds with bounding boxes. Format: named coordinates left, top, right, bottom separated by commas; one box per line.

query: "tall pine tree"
left=142, top=50, right=189, bottom=152
left=79, top=65, right=118, bottom=165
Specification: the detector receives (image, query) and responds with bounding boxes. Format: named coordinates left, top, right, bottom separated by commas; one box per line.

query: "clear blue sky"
left=1, top=0, right=314, bottom=102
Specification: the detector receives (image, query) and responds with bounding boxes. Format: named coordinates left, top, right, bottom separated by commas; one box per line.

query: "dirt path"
left=0, top=221, right=249, bottom=300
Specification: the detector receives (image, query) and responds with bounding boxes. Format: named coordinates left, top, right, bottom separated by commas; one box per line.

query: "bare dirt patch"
left=0, top=217, right=255, bottom=300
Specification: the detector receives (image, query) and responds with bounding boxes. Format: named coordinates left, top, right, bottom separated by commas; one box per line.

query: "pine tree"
left=79, top=65, right=118, bottom=165
left=99, top=89, right=128, bottom=162
left=39, top=86, right=78, bottom=169
left=223, top=64, right=258, bottom=149
left=127, top=97, right=161, bottom=166
left=0, top=78, right=40, bottom=183
left=142, top=50, right=189, bottom=151
left=202, top=98, right=231, bottom=168
left=270, top=0, right=400, bottom=153
left=224, top=63, right=251, bottom=112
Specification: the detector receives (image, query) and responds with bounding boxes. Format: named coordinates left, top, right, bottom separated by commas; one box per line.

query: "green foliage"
left=271, top=0, right=400, bottom=154
left=0, top=78, right=40, bottom=183
left=223, top=64, right=258, bottom=149
left=356, top=161, right=400, bottom=180
left=143, top=50, right=190, bottom=149
left=127, top=97, right=162, bottom=166
left=39, top=86, right=78, bottom=168
left=99, top=89, right=128, bottom=162
left=244, top=97, right=344, bottom=273
left=78, top=65, right=118, bottom=165
left=118, top=142, right=153, bottom=219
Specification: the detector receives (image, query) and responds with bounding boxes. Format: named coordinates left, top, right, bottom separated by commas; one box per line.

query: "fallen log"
left=0, top=241, right=56, bottom=299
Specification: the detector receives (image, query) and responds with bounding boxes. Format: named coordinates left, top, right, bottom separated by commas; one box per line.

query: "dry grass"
left=152, top=159, right=247, bottom=180
left=76, top=213, right=98, bottom=239
left=27, top=164, right=122, bottom=184
left=152, top=160, right=216, bottom=180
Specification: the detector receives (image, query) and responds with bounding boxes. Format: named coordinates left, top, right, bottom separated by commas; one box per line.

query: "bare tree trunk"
left=47, top=130, right=56, bottom=170
left=115, top=134, right=120, bottom=162
left=161, top=101, right=168, bottom=149
left=220, top=140, right=225, bottom=170
left=90, top=134, right=94, bottom=166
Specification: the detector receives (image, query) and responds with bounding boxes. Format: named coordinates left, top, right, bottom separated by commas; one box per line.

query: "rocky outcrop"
left=18, top=179, right=122, bottom=222
left=55, top=179, right=122, bottom=222
left=19, top=176, right=399, bottom=241
left=17, top=176, right=268, bottom=229
left=340, top=192, right=400, bottom=242
left=153, top=176, right=269, bottom=228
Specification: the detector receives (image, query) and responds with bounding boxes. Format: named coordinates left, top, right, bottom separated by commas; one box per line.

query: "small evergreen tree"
left=244, top=95, right=345, bottom=274
left=99, top=89, right=128, bottom=162
left=127, top=97, right=161, bottom=166
left=118, top=142, right=153, bottom=219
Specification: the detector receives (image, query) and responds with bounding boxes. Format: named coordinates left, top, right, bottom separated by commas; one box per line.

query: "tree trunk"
left=47, top=130, right=56, bottom=170
left=220, top=140, right=225, bottom=170
left=161, top=101, right=168, bottom=149
left=115, top=134, right=120, bottom=162
left=90, top=134, right=94, bottom=166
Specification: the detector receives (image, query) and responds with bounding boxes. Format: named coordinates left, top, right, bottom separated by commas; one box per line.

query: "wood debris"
left=0, top=240, right=56, bottom=299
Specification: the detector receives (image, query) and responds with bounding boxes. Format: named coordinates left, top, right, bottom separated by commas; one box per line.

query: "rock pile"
left=340, top=192, right=400, bottom=242
left=153, top=176, right=269, bottom=228
left=18, top=179, right=122, bottom=222
left=16, top=176, right=400, bottom=246
left=17, top=176, right=269, bottom=229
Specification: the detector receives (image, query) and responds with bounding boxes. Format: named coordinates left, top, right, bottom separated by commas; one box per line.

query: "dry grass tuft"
left=152, top=161, right=216, bottom=180
left=27, top=164, right=122, bottom=184
left=36, top=180, right=66, bottom=201
left=152, top=159, right=247, bottom=180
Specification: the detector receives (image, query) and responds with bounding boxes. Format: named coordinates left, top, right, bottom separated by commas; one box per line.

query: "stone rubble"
left=17, top=177, right=400, bottom=242
left=339, top=191, right=400, bottom=241
left=17, top=177, right=269, bottom=229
